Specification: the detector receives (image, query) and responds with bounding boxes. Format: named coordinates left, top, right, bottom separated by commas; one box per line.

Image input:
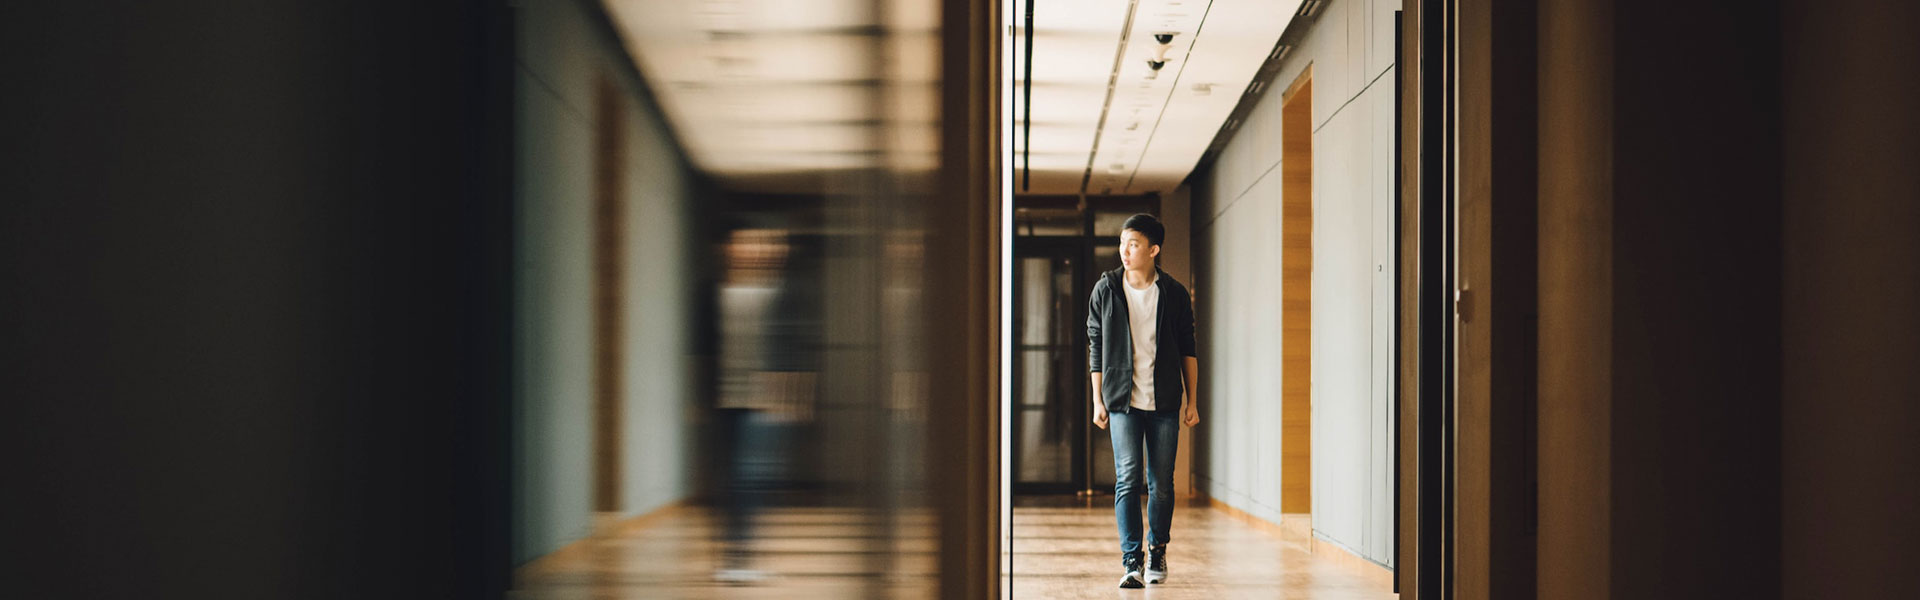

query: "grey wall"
left=1190, top=0, right=1399, bottom=568
left=514, top=0, right=694, bottom=565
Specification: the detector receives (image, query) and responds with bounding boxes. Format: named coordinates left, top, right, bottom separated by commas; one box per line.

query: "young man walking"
left=1087, top=213, right=1201, bottom=589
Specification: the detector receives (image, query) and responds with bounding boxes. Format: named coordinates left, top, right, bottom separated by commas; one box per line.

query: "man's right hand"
left=1093, top=406, right=1110, bottom=430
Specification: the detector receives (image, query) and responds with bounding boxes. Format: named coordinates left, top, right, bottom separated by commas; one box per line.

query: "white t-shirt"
left=1122, top=273, right=1160, bottom=411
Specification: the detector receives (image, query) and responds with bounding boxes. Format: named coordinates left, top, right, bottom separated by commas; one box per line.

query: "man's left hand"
left=1181, top=403, right=1200, bottom=427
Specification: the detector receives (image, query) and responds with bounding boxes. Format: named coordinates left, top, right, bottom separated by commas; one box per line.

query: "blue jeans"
left=1110, top=408, right=1179, bottom=559
left=721, top=410, right=793, bottom=557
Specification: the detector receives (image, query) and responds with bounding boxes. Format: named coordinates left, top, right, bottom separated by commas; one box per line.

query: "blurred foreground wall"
left=511, top=0, right=698, bottom=565
left=4, top=2, right=515, bottom=597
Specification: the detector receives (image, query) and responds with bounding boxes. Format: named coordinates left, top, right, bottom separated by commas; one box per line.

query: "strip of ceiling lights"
left=1078, top=0, right=1141, bottom=198
left=1121, top=0, right=1212, bottom=193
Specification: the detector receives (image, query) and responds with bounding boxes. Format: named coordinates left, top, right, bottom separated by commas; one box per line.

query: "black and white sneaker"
left=1146, top=544, right=1168, bottom=584
left=1119, top=554, right=1145, bottom=589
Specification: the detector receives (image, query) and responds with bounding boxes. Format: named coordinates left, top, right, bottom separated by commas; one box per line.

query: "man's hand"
left=1090, top=372, right=1109, bottom=429
left=1181, top=402, right=1200, bottom=427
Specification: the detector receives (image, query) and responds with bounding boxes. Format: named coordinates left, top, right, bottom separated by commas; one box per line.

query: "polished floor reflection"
left=510, top=505, right=936, bottom=599
left=1008, top=497, right=1396, bottom=599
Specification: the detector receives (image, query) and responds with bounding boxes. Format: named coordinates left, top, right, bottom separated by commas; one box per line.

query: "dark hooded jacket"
left=1086, top=267, right=1196, bottom=415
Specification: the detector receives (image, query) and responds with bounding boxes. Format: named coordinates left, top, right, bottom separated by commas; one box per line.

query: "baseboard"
left=1203, top=495, right=1393, bottom=591
left=1309, top=534, right=1395, bottom=591
left=513, top=499, right=688, bottom=583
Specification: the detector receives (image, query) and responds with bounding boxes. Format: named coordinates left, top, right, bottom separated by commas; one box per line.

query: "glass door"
left=1012, top=242, right=1086, bottom=494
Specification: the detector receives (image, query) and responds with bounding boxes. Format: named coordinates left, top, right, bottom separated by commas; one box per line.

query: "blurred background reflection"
left=505, top=0, right=974, bottom=597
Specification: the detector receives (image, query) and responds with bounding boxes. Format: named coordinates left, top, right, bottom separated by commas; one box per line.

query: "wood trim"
left=933, top=0, right=1002, bottom=595
left=1395, top=2, right=1422, bottom=597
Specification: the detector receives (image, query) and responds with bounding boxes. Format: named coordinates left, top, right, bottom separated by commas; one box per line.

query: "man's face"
left=1119, top=229, right=1158, bottom=271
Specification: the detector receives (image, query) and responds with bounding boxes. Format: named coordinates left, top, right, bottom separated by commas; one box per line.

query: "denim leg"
left=1109, top=411, right=1145, bottom=558
left=1141, top=410, right=1180, bottom=548
left=726, top=411, right=790, bottom=557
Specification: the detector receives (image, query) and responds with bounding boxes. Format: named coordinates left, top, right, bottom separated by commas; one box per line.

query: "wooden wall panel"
left=592, top=74, right=627, bottom=514
left=1281, top=73, right=1314, bottom=514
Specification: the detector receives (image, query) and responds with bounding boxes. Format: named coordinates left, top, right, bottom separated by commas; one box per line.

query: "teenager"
left=1086, top=213, right=1201, bottom=588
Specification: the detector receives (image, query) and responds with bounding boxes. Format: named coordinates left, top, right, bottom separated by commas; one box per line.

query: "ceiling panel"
left=1017, top=0, right=1300, bottom=197
left=1013, top=0, right=1128, bottom=194
left=599, top=0, right=1298, bottom=194
left=1125, top=0, right=1301, bottom=194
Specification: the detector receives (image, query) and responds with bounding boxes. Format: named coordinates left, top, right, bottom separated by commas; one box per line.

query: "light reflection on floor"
left=1006, top=495, right=1397, bottom=599
left=510, top=498, right=1396, bottom=599
left=510, top=505, right=936, bottom=599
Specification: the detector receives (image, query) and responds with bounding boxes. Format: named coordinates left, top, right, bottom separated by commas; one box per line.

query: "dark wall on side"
left=3, top=2, right=512, bottom=597
left=1781, top=0, right=1920, bottom=597
left=1608, top=2, right=1783, bottom=598
left=1534, top=0, right=1920, bottom=598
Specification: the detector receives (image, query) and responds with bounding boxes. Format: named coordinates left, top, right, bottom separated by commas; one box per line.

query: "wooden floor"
left=509, top=505, right=939, bottom=599
left=510, top=499, right=1396, bottom=599
left=1008, top=496, right=1397, bottom=599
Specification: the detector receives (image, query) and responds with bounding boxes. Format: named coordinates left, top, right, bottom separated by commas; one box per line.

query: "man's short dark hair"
left=1121, top=213, right=1165, bottom=247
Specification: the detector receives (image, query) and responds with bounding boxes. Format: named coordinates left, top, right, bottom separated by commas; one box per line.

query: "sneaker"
left=1118, top=554, right=1145, bottom=589
left=715, top=549, right=766, bottom=585
left=1146, top=544, right=1168, bottom=584
left=714, top=567, right=766, bottom=585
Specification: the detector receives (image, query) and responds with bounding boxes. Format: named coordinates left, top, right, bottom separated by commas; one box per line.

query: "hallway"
left=1008, top=499, right=1395, bottom=599
left=11, top=0, right=1917, bottom=596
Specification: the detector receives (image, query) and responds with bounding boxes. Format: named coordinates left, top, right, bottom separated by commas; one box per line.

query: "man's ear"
left=1150, top=244, right=1161, bottom=259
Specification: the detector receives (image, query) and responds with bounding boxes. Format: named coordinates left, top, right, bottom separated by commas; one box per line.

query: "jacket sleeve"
left=1086, top=279, right=1104, bottom=372
left=1177, top=286, right=1198, bottom=358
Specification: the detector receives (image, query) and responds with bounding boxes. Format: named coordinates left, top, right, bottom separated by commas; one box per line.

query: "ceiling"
left=1016, top=0, right=1303, bottom=196
left=602, top=0, right=938, bottom=192
left=601, top=0, right=1302, bottom=196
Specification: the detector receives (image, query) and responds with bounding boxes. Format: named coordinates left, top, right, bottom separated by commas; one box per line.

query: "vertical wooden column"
left=1395, top=2, right=1423, bottom=596
left=1453, top=0, right=1537, bottom=596
left=1280, top=71, right=1314, bottom=516
left=1534, top=0, right=1611, bottom=597
left=592, top=74, right=628, bottom=515
left=931, top=0, right=1001, bottom=595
